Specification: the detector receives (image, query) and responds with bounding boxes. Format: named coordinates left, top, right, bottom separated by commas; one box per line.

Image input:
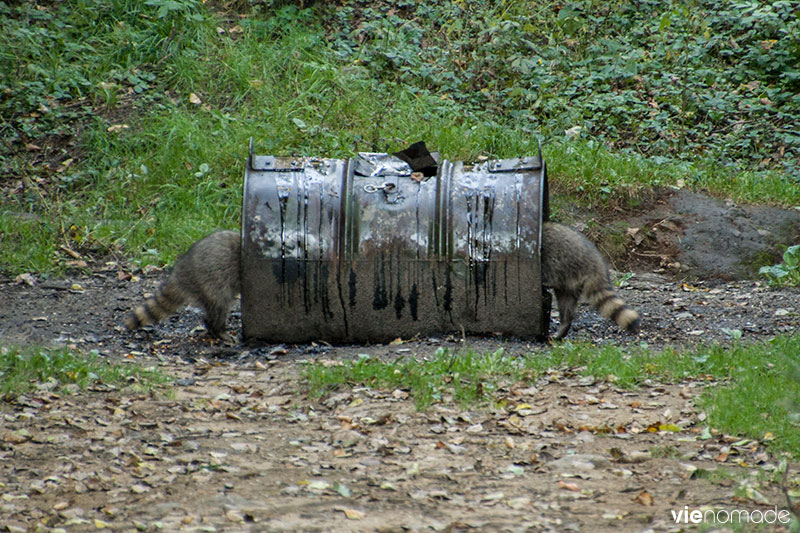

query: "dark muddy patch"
left=589, top=188, right=800, bottom=281
left=668, top=189, right=800, bottom=279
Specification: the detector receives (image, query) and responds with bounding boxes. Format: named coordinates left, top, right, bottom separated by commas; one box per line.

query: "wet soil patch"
left=618, top=188, right=800, bottom=280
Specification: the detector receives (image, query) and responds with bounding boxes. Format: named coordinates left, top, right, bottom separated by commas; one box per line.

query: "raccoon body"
left=541, top=222, right=639, bottom=340
left=125, top=230, right=241, bottom=341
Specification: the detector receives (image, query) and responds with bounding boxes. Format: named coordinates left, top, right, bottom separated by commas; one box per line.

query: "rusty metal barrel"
left=241, top=140, right=550, bottom=344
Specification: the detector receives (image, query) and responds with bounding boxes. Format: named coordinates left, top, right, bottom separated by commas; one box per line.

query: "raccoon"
left=541, top=222, right=639, bottom=340
left=125, top=230, right=241, bottom=341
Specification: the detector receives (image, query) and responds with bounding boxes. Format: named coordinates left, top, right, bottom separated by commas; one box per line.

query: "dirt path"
left=1, top=350, right=797, bottom=532
left=2, top=189, right=800, bottom=532
left=0, top=358, right=787, bottom=533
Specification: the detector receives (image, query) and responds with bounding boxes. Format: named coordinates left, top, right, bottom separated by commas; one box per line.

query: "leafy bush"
left=326, top=0, right=800, bottom=176
left=760, top=245, right=800, bottom=287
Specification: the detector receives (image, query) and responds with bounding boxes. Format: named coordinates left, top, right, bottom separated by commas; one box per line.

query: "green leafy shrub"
left=326, top=0, right=800, bottom=176
left=759, top=245, right=800, bottom=287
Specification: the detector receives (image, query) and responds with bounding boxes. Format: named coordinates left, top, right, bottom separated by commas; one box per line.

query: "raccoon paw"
left=624, top=316, right=640, bottom=334
left=214, top=331, right=237, bottom=346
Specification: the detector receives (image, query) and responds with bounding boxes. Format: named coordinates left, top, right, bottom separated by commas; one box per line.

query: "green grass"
left=0, top=345, right=172, bottom=397
left=547, top=140, right=800, bottom=207
left=305, top=347, right=517, bottom=410
left=0, top=214, right=58, bottom=274
left=699, top=336, right=800, bottom=453
left=304, top=335, right=800, bottom=455
left=2, top=0, right=799, bottom=275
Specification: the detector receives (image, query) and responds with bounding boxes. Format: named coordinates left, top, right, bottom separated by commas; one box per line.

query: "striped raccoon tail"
left=125, top=281, right=185, bottom=331
left=588, top=286, right=639, bottom=333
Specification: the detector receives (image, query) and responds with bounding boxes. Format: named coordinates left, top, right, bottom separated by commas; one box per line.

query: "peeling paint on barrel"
left=241, top=145, right=549, bottom=344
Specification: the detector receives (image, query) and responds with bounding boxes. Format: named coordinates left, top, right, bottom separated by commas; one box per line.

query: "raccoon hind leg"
left=552, top=289, right=578, bottom=340
left=199, top=294, right=235, bottom=343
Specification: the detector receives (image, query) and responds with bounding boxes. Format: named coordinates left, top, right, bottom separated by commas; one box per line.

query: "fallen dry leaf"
left=4, top=429, right=32, bottom=444
left=226, top=509, right=245, bottom=523
left=342, top=508, right=365, bottom=520
left=558, top=481, right=580, bottom=492
left=436, top=440, right=466, bottom=454
left=634, top=491, right=654, bottom=506
left=391, top=389, right=409, bottom=400
left=15, top=273, right=35, bottom=286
